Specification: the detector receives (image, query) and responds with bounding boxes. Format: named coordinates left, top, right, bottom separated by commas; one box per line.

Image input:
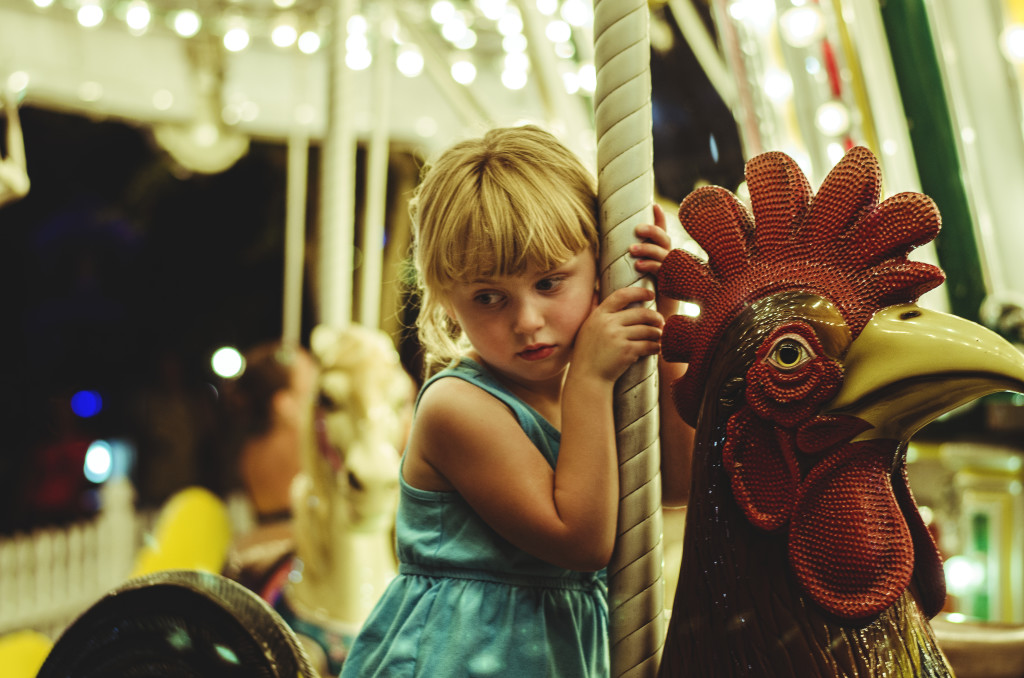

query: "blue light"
left=71, top=390, right=103, bottom=418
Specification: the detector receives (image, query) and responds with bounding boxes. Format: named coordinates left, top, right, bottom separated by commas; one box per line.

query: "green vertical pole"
left=971, top=512, right=991, bottom=620
left=879, top=0, right=988, bottom=321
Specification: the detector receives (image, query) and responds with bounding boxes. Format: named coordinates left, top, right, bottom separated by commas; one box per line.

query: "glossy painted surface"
left=827, top=304, right=1024, bottom=441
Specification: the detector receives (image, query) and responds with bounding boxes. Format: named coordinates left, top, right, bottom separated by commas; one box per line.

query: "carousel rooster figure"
left=656, top=147, right=1024, bottom=677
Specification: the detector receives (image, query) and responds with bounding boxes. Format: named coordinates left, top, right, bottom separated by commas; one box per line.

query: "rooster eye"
left=766, top=335, right=814, bottom=371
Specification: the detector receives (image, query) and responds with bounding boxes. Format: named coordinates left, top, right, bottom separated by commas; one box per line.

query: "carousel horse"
left=260, top=324, right=414, bottom=676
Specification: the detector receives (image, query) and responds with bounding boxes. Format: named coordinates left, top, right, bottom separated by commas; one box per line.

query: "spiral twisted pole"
left=593, top=1, right=665, bottom=676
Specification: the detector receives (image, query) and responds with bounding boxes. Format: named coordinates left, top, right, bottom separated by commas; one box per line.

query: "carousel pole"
left=319, top=0, right=359, bottom=330
left=593, top=1, right=665, bottom=676
left=283, top=54, right=311, bottom=347
left=283, top=130, right=309, bottom=347
left=358, top=3, right=392, bottom=330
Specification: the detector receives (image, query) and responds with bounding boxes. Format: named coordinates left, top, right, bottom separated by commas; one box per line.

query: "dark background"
left=0, top=110, right=315, bottom=528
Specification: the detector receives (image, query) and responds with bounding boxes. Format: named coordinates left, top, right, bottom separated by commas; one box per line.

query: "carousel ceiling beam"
left=396, top=7, right=494, bottom=130
left=518, top=0, right=593, bottom=157
left=666, top=0, right=737, bottom=110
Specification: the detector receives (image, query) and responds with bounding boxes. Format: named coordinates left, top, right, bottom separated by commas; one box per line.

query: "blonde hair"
left=410, top=125, right=599, bottom=375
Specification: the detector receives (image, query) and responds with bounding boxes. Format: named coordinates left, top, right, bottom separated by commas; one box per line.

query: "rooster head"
left=658, top=147, right=1024, bottom=623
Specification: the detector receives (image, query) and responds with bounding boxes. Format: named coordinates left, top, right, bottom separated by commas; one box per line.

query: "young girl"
left=340, top=125, right=690, bottom=677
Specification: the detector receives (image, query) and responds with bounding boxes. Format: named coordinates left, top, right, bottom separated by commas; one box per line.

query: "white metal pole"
left=358, top=4, right=393, bottom=330
left=319, top=0, right=359, bottom=330
left=283, top=128, right=309, bottom=347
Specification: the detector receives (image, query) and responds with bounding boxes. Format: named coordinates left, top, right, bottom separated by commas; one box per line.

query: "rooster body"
left=657, top=149, right=1024, bottom=677
left=662, top=295, right=950, bottom=676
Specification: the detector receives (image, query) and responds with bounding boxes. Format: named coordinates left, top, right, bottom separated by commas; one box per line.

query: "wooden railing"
left=0, top=480, right=142, bottom=639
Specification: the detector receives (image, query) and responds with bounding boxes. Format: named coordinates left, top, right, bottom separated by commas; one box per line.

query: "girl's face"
left=444, top=249, right=597, bottom=390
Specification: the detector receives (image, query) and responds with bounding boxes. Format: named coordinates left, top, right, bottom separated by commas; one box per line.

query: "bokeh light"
left=172, top=9, right=201, bottom=37
left=84, top=440, right=113, bottom=484
left=397, top=47, right=425, bottom=77
left=211, top=346, right=245, bottom=379
left=944, top=554, right=986, bottom=596
left=71, top=390, right=103, bottom=418
left=451, top=60, right=477, bottom=84
left=76, top=3, right=104, bottom=28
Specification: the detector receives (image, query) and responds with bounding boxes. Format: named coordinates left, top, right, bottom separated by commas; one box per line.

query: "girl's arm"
left=411, top=285, right=663, bottom=571
left=633, top=204, right=695, bottom=508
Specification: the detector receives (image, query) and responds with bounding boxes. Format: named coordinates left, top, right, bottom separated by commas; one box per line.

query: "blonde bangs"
left=424, top=164, right=596, bottom=291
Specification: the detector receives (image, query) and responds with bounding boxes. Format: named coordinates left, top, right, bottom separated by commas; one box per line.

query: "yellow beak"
left=825, top=304, right=1024, bottom=441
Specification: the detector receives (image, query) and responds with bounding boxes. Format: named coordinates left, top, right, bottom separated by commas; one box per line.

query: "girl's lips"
left=519, top=345, right=556, bottom=361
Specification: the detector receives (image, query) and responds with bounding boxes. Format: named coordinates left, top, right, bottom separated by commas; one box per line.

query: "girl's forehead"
left=453, top=249, right=594, bottom=286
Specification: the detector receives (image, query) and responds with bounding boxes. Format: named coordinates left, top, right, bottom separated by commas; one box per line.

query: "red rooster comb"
left=658, top=146, right=945, bottom=426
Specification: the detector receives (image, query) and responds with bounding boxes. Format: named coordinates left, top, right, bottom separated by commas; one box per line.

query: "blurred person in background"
left=220, top=341, right=317, bottom=591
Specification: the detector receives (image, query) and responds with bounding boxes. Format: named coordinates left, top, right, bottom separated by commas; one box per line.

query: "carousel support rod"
left=593, top=1, right=665, bottom=676
left=0, top=83, right=30, bottom=207
left=359, top=3, right=393, bottom=330
left=319, top=0, right=359, bottom=329
left=283, top=128, right=309, bottom=347
left=666, top=0, right=737, bottom=110
left=397, top=12, right=494, bottom=129
left=518, top=0, right=590, bottom=155
left=284, top=53, right=312, bottom=348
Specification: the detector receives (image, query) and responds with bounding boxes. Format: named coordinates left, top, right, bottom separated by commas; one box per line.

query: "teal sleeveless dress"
left=339, top=358, right=609, bottom=677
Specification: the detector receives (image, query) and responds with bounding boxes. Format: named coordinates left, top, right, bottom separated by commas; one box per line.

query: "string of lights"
left=9, top=0, right=599, bottom=95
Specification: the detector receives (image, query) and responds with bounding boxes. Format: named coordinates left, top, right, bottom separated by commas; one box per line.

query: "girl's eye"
left=474, top=292, right=503, bottom=306
left=537, top=276, right=566, bottom=292
left=765, top=335, right=814, bottom=371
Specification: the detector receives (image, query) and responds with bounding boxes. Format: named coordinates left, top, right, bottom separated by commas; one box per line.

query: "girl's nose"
left=513, top=300, right=544, bottom=334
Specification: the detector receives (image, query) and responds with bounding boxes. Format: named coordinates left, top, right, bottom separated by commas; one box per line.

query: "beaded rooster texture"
left=657, top=146, right=947, bottom=621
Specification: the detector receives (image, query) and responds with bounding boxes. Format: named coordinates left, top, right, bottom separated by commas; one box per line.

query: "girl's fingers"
left=616, top=306, right=664, bottom=329
left=631, top=242, right=668, bottom=261
left=633, top=225, right=670, bottom=247
left=634, top=260, right=661, bottom=276
left=653, top=203, right=666, bottom=228
left=601, top=285, right=655, bottom=310
left=626, top=327, right=664, bottom=346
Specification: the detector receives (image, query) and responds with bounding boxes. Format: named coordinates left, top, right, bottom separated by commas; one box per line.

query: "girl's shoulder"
left=405, top=366, right=533, bottom=491
left=415, top=369, right=517, bottom=434
left=402, top=375, right=501, bottom=492
left=418, top=358, right=513, bottom=411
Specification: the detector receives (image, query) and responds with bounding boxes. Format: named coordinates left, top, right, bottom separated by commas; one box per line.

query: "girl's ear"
left=442, top=303, right=461, bottom=333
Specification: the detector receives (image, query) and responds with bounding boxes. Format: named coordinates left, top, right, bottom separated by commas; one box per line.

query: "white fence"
left=0, top=479, right=143, bottom=639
